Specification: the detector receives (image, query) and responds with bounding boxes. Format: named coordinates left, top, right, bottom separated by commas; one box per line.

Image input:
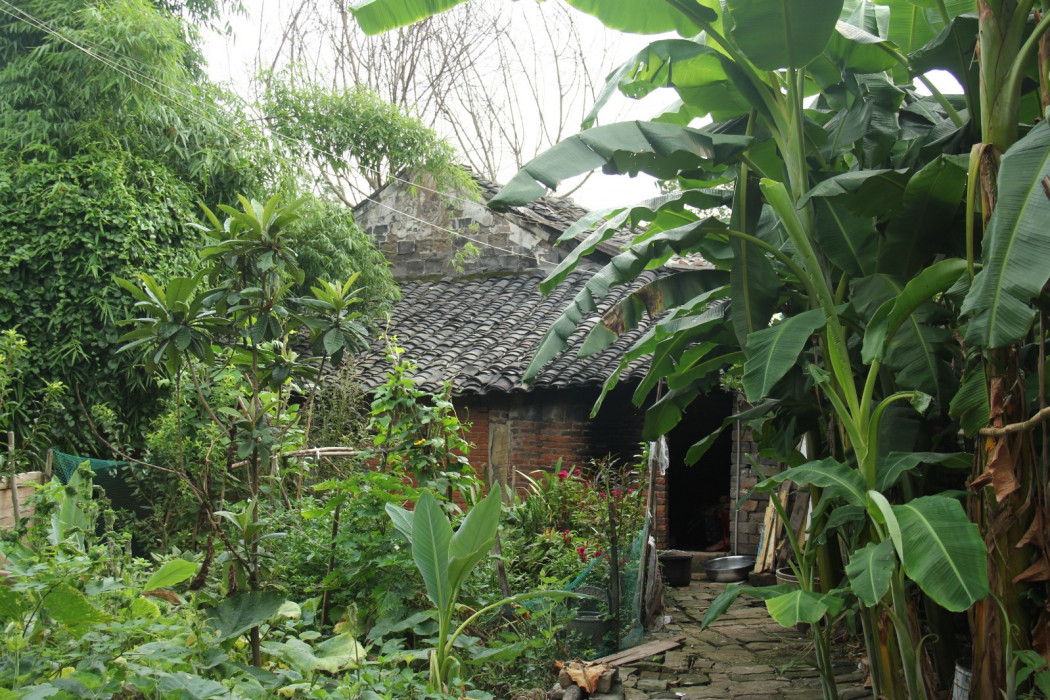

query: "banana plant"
left=386, top=485, right=572, bottom=693
left=349, top=0, right=1050, bottom=696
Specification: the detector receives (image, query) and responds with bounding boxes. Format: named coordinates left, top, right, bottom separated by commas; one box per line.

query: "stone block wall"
left=355, top=176, right=590, bottom=281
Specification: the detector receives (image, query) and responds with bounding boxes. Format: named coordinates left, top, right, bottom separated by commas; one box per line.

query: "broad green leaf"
left=963, top=122, right=1050, bottom=348
left=892, top=495, right=989, bottom=611
left=757, top=457, right=867, bottom=507
left=542, top=188, right=727, bottom=293
left=0, top=587, right=26, bottom=621
left=385, top=503, right=414, bottom=541
left=853, top=273, right=958, bottom=406
left=524, top=219, right=730, bottom=383
left=491, top=121, right=751, bottom=207
left=845, top=539, right=896, bottom=606
left=700, top=584, right=744, bottom=629
left=564, top=0, right=709, bottom=36
left=875, top=452, right=968, bottom=491
left=801, top=168, right=910, bottom=217
left=580, top=270, right=731, bottom=357
left=949, top=364, right=990, bottom=437
left=881, top=155, right=968, bottom=275
left=825, top=19, right=898, bottom=73
left=586, top=40, right=752, bottom=128
left=812, top=199, right=879, bottom=277
left=276, top=634, right=366, bottom=673
left=408, top=490, right=453, bottom=612
left=130, top=596, right=161, bottom=619
left=447, top=486, right=501, bottom=593
left=143, top=559, right=199, bottom=591
left=726, top=0, right=844, bottom=70
left=909, top=14, right=979, bottom=106
left=862, top=258, right=967, bottom=363
left=43, top=583, right=113, bottom=637
left=765, top=589, right=836, bottom=626
left=154, top=671, right=228, bottom=699
left=866, top=490, right=904, bottom=554
left=206, top=591, right=286, bottom=642
left=742, top=308, right=827, bottom=401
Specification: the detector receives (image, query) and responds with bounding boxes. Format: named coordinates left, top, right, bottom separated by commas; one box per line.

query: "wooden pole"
left=8, top=431, right=19, bottom=524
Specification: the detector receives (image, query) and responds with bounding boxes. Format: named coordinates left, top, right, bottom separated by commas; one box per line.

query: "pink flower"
left=576, top=546, right=587, bottom=561
left=627, top=489, right=635, bottom=495
left=594, top=550, right=603, bottom=558
left=557, top=469, right=569, bottom=481
left=598, top=492, right=606, bottom=499
left=611, top=489, right=621, bottom=498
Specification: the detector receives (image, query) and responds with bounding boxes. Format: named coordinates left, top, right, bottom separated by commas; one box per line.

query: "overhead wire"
left=0, top=0, right=574, bottom=261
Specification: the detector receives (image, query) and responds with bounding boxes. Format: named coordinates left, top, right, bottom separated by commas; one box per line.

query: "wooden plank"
left=589, top=636, right=684, bottom=667
left=753, top=496, right=779, bottom=574
left=0, top=471, right=43, bottom=530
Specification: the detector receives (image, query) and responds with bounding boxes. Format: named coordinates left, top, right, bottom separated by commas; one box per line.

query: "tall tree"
left=251, top=0, right=615, bottom=185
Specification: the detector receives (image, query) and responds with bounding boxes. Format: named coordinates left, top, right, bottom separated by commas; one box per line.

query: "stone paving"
left=580, top=574, right=869, bottom=700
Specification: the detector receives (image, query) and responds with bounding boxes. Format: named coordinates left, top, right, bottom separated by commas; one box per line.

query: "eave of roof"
left=355, top=269, right=658, bottom=396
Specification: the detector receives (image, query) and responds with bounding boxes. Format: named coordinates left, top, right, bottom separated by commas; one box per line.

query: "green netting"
left=51, top=450, right=141, bottom=514
left=541, top=524, right=649, bottom=658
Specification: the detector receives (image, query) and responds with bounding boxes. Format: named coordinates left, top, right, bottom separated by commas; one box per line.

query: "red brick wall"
left=454, top=387, right=645, bottom=493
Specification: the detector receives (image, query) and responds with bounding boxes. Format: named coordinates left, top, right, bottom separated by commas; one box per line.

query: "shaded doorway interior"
left=665, top=389, right=734, bottom=550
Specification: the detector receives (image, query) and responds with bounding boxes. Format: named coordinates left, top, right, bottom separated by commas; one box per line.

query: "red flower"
left=576, top=546, right=587, bottom=561
left=557, top=470, right=569, bottom=481
left=611, top=489, right=621, bottom=498
left=594, top=550, right=603, bottom=558
left=598, top=492, right=606, bottom=499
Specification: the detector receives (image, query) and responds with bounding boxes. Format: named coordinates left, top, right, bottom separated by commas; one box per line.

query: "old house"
left=353, top=173, right=771, bottom=554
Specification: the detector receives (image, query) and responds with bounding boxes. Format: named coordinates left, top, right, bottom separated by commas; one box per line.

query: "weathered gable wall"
left=355, top=179, right=583, bottom=281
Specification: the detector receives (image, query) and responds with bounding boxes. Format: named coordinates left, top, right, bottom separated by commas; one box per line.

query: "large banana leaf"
left=892, top=495, right=989, bottom=611
left=766, top=589, right=845, bottom=626
left=523, top=218, right=730, bottom=383
left=725, top=0, right=844, bottom=71
left=875, top=452, right=968, bottom=492
left=812, top=199, right=879, bottom=277
left=580, top=270, right=730, bottom=357
left=490, top=122, right=752, bottom=208
left=801, top=168, right=910, bottom=218
left=447, top=486, right=501, bottom=595
left=862, top=258, right=967, bottom=363
left=542, top=187, right=730, bottom=294
left=852, top=272, right=958, bottom=405
left=564, top=0, right=708, bottom=36
left=880, top=155, right=968, bottom=275
left=962, top=122, right=1050, bottom=348
left=949, top=362, right=990, bottom=437
left=846, top=540, right=896, bottom=606
left=756, top=457, right=867, bottom=507
left=742, top=308, right=827, bottom=401
left=401, top=490, right=453, bottom=612
left=585, top=40, right=754, bottom=128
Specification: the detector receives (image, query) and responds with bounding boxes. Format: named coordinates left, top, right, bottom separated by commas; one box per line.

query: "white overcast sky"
left=201, top=5, right=962, bottom=212
left=200, top=2, right=665, bottom=211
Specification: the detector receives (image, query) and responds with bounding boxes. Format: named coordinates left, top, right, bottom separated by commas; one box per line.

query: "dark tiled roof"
left=356, top=270, right=656, bottom=395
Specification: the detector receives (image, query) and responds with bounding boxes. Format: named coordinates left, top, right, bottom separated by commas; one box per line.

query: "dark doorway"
left=665, top=389, right=734, bottom=550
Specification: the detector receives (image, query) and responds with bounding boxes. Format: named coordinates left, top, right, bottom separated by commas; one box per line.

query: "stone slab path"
left=585, top=575, right=869, bottom=700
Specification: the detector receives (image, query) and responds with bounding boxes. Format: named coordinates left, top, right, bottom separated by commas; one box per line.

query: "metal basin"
left=703, top=555, right=755, bottom=582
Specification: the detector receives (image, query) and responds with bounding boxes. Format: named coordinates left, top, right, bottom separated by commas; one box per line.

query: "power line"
left=0, top=0, right=574, bottom=261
